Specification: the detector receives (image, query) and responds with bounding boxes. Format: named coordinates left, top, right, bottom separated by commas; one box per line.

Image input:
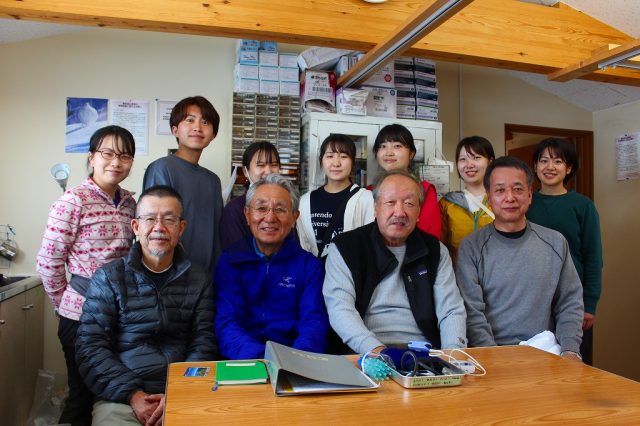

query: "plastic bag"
left=26, top=369, right=67, bottom=426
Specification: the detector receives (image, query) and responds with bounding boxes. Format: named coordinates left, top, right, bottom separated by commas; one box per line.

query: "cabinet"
left=300, top=113, right=442, bottom=192
left=0, top=283, right=44, bottom=426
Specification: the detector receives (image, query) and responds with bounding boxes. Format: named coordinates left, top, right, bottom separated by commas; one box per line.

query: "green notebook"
left=216, top=361, right=269, bottom=385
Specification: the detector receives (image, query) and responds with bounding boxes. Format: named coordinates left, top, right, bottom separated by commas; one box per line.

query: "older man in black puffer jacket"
left=76, top=185, right=217, bottom=426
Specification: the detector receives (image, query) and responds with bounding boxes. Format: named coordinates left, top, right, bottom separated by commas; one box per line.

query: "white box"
left=397, top=104, right=416, bottom=116
left=279, top=81, right=300, bottom=96
left=260, top=41, right=278, bottom=52
left=259, top=65, right=279, bottom=81
left=238, top=50, right=259, bottom=65
left=279, top=67, right=299, bottom=82
left=337, top=88, right=368, bottom=116
left=236, top=39, right=260, bottom=51
left=297, top=46, right=352, bottom=71
left=397, top=112, right=416, bottom=120
left=335, top=56, right=350, bottom=77
left=279, top=53, right=298, bottom=68
left=259, top=79, right=280, bottom=95
left=362, top=63, right=394, bottom=88
left=301, top=70, right=337, bottom=112
left=259, top=50, right=279, bottom=66
left=234, top=63, right=259, bottom=79
left=234, top=76, right=259, bottom=93
left=364, top=87, right=396, bottom=118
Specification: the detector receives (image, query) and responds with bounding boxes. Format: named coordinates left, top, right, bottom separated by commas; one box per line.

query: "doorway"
left=505, top=124, right=594, bottom=200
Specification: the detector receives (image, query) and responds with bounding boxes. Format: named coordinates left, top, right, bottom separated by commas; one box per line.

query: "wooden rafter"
left=1, top=0, right=639, bottom=86
left=548, top=39, right=640, bottom=82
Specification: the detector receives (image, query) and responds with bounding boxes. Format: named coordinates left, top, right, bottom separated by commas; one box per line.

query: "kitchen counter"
left=0, top=275, right=42, bottom=301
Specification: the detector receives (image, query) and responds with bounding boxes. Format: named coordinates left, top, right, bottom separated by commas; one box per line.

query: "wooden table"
left=164, top=346, right=640, bottom=425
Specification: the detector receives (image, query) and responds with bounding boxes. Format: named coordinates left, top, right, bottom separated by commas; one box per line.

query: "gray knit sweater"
left=455, top=222, right=583, bottom=353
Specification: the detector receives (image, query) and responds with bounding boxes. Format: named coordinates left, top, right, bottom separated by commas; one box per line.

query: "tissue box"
left=234, top=76, right=259, bottom=93
left=364, top=87, right=396, bottom=118
left=259, top=80, right=280, bottom=95
left=259, top=65, right=279, bottom=81
left=234, top=64, right=259, bottom=79
left=238, top=50, right=259, bottom=65
left=279, top=53, right=298, bottom=68
left=336, top=88, right=369, bottom=115
left=362, top=63, right=395, bottom=88
left=279, top=81, right=300, bottom=96
left=259, top=50, right=279, bottom=66
left=279, top=67, right=299, bottom=82
left=237, top=39, right=260, bottom=51
left=260, top=41, right=278, bottom=52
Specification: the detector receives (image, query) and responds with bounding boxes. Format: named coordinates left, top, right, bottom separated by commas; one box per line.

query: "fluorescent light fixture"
left=598, top=49, right=640, bottom=70
left=341, top=0, right=465, bottom=88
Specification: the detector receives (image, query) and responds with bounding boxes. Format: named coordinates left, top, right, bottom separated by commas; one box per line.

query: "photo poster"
left=65, top=97, right=109, bottom=153
left=109, top=99, right=150, bottom=155
left=615, top=133, right=640, bottom=181
left=156, top=99, right=177, bottom=136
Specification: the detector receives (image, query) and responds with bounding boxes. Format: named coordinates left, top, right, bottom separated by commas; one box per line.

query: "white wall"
left=592, top=102, right=640, bottom=380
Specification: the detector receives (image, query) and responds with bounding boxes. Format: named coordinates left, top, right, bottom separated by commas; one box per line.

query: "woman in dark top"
left=220, top=142, right=280, bottom=250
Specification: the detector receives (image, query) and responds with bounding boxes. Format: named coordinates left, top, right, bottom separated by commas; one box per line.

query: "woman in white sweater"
left=297, top=134, right=374, bottom=258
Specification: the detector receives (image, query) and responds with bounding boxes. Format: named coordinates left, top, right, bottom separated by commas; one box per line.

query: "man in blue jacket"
left=215, top=173, right=329, bottom=359
left=77, top=186, right=217, bottom=426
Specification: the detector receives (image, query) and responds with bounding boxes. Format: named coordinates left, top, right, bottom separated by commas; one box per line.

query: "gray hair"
left=245, top=173, right=300, bottom=211
left=372, top=169, right=424, bottom=206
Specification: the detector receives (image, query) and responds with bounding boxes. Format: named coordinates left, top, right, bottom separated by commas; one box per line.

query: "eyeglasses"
left=136, top=215, right=182, bottom=227
left=250, top=206, right=290, bottom=217
left=96, top=150, right=134, bottom=163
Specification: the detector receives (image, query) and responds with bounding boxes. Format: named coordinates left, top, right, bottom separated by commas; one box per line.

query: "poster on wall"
left=65, top=97, right=108, bottom=153
left=109, top=99, right=150, bottom=155
left=615, top=133, right=640, bottom=181
left=156, top=99, right=177, bottom=136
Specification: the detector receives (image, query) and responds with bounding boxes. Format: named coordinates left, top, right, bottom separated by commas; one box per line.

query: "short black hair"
left=242, top=142, right=281, bottom=169
left=483, top=156, right=534, bottom=192
left=372, top=124, right=416, bottom=156
left=319, top=133, right=356, bottom=165
left=533, top=137, right=578, bottom=185
left=455, top=136, right=495, bottom=178
left=170, top=96, right=220, bottom=142
left=136, top=185, right=184, bottom=217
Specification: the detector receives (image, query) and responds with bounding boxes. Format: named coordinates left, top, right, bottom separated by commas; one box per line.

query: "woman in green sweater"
left=526, top=138, right=603, bottom=365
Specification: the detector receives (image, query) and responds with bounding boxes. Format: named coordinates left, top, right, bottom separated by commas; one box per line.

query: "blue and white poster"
left=65, top=97, right=108, bottom=153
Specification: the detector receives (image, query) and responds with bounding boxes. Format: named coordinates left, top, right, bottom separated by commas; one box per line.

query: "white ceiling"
left=1, top=1, right=640, bottom=112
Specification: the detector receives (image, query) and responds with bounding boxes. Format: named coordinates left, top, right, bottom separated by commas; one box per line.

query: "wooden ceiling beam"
left=1, top=0, right=639, bottom=86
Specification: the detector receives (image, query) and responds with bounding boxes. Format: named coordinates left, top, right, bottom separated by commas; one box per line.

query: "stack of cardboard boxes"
left=394, top=57, right=438, bottom=121
left=234, top=39, right=300, bottom=96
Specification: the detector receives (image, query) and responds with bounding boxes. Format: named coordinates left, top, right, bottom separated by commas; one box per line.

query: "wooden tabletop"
left=164, top=346, right=640, bottom=425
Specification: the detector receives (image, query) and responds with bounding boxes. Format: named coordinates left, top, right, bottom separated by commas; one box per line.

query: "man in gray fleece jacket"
left=456, top=157, right=583, bottom=361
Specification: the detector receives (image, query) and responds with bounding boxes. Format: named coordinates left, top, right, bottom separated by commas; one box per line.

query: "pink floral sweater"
left=36, top=177, right=135, bottom=320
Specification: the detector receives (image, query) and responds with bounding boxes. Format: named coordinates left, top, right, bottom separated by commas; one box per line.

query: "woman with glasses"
left=297, top=134, right=374, bottom=259
left=526, top=137, right=602, bottom=365
left=36, top=125, right=136, bottom=426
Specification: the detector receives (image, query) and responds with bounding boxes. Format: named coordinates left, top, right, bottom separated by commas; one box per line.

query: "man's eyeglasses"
left=96, top=150, right=134, bottom=163
left=136, top=215, right=182, bottom=227
left=250, top=206, right=290, bottom=217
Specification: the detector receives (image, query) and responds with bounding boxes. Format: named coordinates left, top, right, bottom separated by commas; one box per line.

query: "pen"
left=212, top=380, right=219, bottom=392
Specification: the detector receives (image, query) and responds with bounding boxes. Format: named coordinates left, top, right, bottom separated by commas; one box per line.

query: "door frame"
left=505, top=123, right=594, bottom=200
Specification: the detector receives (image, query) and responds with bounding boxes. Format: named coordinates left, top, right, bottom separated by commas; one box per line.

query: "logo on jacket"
left=417, top=268, right=428, bottom=276
left=278, top=276, right=295, bottom=289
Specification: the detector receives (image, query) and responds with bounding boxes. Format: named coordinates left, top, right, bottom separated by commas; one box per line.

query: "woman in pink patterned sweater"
left=36, top=125, right=136, bottom=426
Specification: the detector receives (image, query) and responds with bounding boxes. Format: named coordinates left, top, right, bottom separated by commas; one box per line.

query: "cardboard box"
left=234, top=63, right=259, bottom=79
left=300, top=70, right=336, bottom=112
left=234, top=76, right=259, bottom=93
left=279, top=53, right=298, bottom=68
left=279, top=81, right=300, bottom=96
left=362, top=63, right=394, bottom=88
left=279, top=67, right=299, bottom=82
left=416, top=98, right=439, bottom=108
left=337, top=88, right=368, bottom=115
left=238, top=50, right=259, bottom=65
left=397, top=103, right=416, bottom=116
left=259, top=50, right=279, bottom=66
left=236, top=39, right=260, bottom=51
left=416, top=105, right=438, bottom=120
left=397, top=112, right=416, bottom=120
left=259, top=65, right=279, bottom=81
left=259, top=79, right=280, bottom=95
left=363, top=87, right=396, bottom=118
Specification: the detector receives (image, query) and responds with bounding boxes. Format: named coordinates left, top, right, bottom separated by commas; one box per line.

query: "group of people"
left=35, top=95, right=602, bottom=426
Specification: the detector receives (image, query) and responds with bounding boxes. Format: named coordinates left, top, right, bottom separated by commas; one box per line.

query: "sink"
left=0, top=275, right=32, bottom=287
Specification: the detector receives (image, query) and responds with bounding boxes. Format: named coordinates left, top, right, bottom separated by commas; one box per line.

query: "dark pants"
left=580, top=326, right=593, bottom=366
left=58, top=316, right=94, bottom=426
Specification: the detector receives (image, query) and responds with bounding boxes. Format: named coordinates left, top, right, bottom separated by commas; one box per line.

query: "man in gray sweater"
left=456, top=156, right=583, bottom=360
left=323, top=170, right=467, bottom=354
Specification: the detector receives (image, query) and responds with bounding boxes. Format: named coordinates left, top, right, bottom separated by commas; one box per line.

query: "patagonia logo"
left=417, top=269, right=428, bottom=276
left=278, top=276, right=295, bottom=288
